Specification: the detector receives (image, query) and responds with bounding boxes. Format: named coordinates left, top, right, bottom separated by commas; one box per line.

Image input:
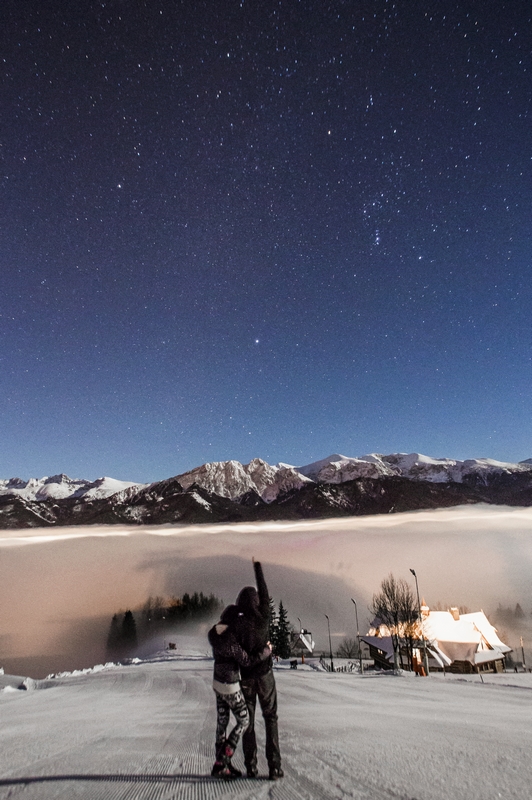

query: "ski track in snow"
left=0, top=659, right=530, bottom=800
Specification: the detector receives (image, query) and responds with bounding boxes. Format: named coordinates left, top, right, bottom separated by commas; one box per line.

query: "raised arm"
left=253, top=560, right=270, bottom=616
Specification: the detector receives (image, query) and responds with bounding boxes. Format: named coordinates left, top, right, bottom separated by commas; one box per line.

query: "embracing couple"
left=207, top=559, right=283, bottom=781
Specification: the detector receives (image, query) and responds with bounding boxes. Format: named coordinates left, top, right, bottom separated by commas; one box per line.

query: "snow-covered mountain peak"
left=382, top=452, right=457, bottom=468
left=293, top=451, right=532, bottom=486
left=298, top=453, right=395, bottom=483
left=2, top=450, right=531, bottom=508
left=175, top=458, right=312, bottom=503
left=0, top=475, right=143, bottom=501
left=75, top=477, right=147, bottom=500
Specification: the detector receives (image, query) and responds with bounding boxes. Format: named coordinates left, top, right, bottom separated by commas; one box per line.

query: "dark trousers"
left=240, top=669, right=281, bottom=770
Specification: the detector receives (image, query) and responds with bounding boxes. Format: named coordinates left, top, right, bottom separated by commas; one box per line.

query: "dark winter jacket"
left=235, top=561, right=273, bottom=678
left=208, top=604, right=270, bottom=690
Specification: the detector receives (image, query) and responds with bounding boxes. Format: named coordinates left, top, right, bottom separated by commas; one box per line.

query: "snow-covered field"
left=1, top=653, right=530, bottom=800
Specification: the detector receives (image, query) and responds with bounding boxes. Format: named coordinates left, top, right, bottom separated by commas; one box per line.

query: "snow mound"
left=47, top=662, right=121, bottom=680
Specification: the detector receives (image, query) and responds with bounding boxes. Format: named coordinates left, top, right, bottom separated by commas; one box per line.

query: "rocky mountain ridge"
left=1, top=452, right=531, bottom=528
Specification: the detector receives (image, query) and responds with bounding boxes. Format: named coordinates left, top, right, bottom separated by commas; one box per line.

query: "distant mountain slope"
left=0, top=474, right=144, bottom=502
left=1, top=452, right=531, bottom=528
left=297, top=452, right=532, bottom=486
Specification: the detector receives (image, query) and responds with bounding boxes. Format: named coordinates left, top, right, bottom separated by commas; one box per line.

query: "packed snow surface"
left=0, top=655, right=530, bottom=799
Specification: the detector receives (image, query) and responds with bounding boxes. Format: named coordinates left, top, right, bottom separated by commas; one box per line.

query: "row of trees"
left=105, top=591, right=223, bottom=660
left=142, top=592, right=223, bottom=624
left=494, top=603, right=530, bottom=626
left=105, top=592, right=297, bottom=661
left=106, top=610, right=138, bottom=660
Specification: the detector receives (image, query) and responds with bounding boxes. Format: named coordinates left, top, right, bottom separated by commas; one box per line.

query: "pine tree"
left=167, top=595, right=182, bottom=619
left=276, top=600, right=292, bottom=659
left=106, top=614, right=122, bottom=660
left=122, top=610, right=138, bottom=652
left=268, top=597, right=278, bottom=654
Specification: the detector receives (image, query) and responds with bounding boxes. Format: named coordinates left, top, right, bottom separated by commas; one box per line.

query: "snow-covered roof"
left=292, top=632, right=315, bottom=653
left=423, top=609, right=511, bottom=660
left=366, top=607, right=510, bottom=668
left=474, top=647, right=508, bottom=666
left=360, top=635, right=396, bottom=662
left=460, top=612, right=511, bottom=653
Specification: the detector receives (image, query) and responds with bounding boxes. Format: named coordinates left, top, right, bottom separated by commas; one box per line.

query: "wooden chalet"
left=362, top=605, right=511, bottom=674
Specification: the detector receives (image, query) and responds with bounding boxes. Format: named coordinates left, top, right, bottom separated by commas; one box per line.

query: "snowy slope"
left=0, top=475, right=145, bottom=501
left=298, top=452, right=532, bottom=485
left=0, top=656, right=531, bottom=800
left=297, top=453, right=396, bottom=482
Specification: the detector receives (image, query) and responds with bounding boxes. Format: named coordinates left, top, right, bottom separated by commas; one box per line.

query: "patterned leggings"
left=215, top=688, right=250, bottom=758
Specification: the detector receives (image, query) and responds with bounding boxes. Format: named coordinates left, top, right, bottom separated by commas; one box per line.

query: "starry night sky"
left=1, top=0, right=531, bottom=482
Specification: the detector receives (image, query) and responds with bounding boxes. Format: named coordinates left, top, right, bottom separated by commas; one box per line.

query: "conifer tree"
left=106, top=614, right=122, bottom=660
left=276, top=600, right=292, bottom=659
left=167, top=595, right=182, bottom=619
left=268, top=597, right=278, bottom=654
left=122, top=610, right=138, bottom=651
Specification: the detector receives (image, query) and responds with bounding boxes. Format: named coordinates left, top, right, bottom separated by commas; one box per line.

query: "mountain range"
left=1, top=452, right=531, bottom=528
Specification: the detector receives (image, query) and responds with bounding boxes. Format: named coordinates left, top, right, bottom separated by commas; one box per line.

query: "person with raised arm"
left=208, top=603, right=271, bottom=779
left=235, top=559, right=283, bottom=781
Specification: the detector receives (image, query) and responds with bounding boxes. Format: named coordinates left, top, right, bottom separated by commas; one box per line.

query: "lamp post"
left=324, top=614, right=334, bottom=672
left=351, top=598, right=364, bottom=675
left=410, top=568, right=429, bottom=676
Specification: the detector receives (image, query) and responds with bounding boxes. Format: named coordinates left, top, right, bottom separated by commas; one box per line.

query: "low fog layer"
left=1, top=505, right=531, bottom=677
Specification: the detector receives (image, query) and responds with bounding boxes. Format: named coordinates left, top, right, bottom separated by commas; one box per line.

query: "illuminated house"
left=362, top=605, right=511, bottom=673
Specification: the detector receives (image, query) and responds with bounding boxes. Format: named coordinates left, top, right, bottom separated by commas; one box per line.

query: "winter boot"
left=223, top=744, right=242, bottom=778
left=269, top=766, right=284, bottom=781
left=212, top=742, right=231, bottom=778
left=211, top=761, right=230, bottom=778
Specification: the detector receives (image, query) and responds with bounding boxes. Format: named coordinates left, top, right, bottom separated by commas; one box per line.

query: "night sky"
left=2, top=0, right=531, bottom=482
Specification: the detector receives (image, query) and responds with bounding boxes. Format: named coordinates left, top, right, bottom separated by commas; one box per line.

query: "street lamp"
left=324, top=614, right=334, bottom=672
left=351, top=598, right=364, bottom=675
left=410, top=568, right=429, bottom=676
